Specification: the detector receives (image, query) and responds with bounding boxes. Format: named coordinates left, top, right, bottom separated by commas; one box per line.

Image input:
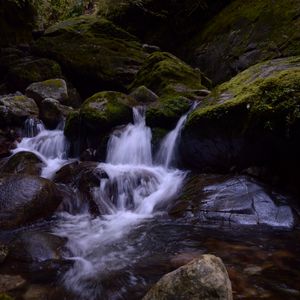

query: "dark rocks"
left=142, top=254, right=232, bottom=300
left=39, top=98, right=73, bottom=129
left=130, top=86, right=158, bottom=104
left=0, top=175, right=62, bottom=229
left=0, top=151, right=45, bottom=176
left=170, top=174, right=296, bottom=229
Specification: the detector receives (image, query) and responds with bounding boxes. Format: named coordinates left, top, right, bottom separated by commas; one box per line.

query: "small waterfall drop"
left=13, top=120, right=69, bottom=178
left=156, top=102, right=197, bottom=168
left=54, top=106, right=189, bottom=299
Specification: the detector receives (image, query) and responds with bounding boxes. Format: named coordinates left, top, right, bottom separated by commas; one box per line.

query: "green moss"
left=0, top=293, right=14, bottom=300
left=186, top=56, right=300, bottom=139
left=42, top=79, right=65, bottom=88
left=64, top=110, right=80, bottom=137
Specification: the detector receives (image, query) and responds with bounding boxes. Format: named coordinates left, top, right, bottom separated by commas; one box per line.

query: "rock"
left=142, top=254, right=232, bottom=300
left=0, top=274, right=26, bottom=292
left=0, top=175, right=62, bottom=229
left=26, top=79, right=68, bottom=106
left=5, top=231, right=71, bottom=283
left=130, top=86, right=158, bottom=103
left=0, top=244, right=9, bottom=264
left=97, top=0, right=229, bottom=52
left=170, top=174, right=296, bottom=229
left=0, top=151, right=45, bottom=176
left=130, top=52, right=208, bottom=128
left=180, top=56, right=300, bottom=192
left=53, top=161, right=108, bottom=214
left=33, top=16, right=148, bottom=97
left=187, top=0, right=300, bottom=84
left=39, top=98, right=73, bottom=129
left=0, top=93, right=38, bottom=126
left=64, top=91, right=136, bottom=157
left=6, top=58, right=62, bottom=92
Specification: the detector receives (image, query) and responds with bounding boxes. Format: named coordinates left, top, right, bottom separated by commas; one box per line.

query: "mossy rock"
left=64, top=91, right=137, bottom=157
left=33, top=15, right=148, bottom=97
left=181, top=56, right=300, bottom=189
left=0, top=92, right=39, bottom=126
left=187, top=0, right=300, bottom=84
left=6, top=58, right=62, bottom=92
left=130, top=51, right=207, bottom=128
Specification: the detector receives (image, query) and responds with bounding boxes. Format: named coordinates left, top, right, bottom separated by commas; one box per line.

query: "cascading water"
left=13, top=119, right=69, bottom=178
left=54, top=107, right=189, bottom=299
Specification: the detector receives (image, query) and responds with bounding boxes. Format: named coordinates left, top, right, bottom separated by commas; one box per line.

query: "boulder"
left=130, top=52, right=208, bottom=128
left=130, top=86, right=158, bottom=103
left=0, top=151, right=45, bottom=176
left=0, top=92, right=38, bottom=126
left=64, top=91, right=136, bottom=157
left=0, top=274, right=26, bottom=293
left=180, top=56, right=300, bottom=191
left=170, top=174, right=296, bottom=229
left=33, top=16, right=148, bottom=97
left=0, top=174, right=62, bottom=229
left=187, top=0, right=300, bottom=84
left=5, top=231, right=71, bottom=283
left=6, top=57, right=62, bottom=92
left=26, top=79, right=68, bottom=106
left=39, top=98, right=73, bottom=129
left=142, top=254, right=232, bottom=300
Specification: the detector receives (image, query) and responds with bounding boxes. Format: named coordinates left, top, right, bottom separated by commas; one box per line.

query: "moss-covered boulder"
left=6, top=57, right=62, bottom=92
left=65, top=91, right=137, bottom=158
left=180, top=56, right=300, bottom=191
left=130, top=51, right=208, bottom=128
left=33, top=16, right=148, bottom=97
left=0, top=92, right=38, bottom=126
left=187, top=0, right=300, bottom=85
left=96, top=0, right=230, bottom=52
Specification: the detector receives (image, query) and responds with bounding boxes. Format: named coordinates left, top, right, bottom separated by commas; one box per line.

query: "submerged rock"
left=33, top=16, right=148, bottom=96
left=170, top=174, right=296, bottom=229
left=187, top=0, right=300, bottom=84
left=143, top=254, right=232, bottom=300
left=0, top=151, right=45, bottom=176
left=0, top=175, right=62, bottom=229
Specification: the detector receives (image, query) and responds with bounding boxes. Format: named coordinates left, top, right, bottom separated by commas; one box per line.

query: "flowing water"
left=53, top=107, right=187, bottom=299
left=13, top=120, right=69, bottom=178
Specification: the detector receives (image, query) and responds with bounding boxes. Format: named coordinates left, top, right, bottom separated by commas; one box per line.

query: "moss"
left=42, top=78, right=65, bottom=88
left=186, top=56, right=300, bottom=139
left=0, top=294, right=14, bottom=300
left=64, top=110, right=80, bottom=137
left=187, top=0, right=300, bottom=84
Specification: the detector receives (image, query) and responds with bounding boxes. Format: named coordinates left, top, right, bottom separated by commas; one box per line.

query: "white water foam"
left=53, top=106, right=191, bottom=299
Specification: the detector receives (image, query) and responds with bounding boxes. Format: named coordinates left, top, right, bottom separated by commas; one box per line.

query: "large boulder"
left=180, top=56, right=300, bottom=192
left=186, top=0, right=300, bottom=84
left=97, top=0, right=230, bottom=52
left=130, top=52, right=208, bottom=128
left=142, top=254, right=232, bottom=300
left=0, top=174, right=62, bottom=229
left=0, top=92, right=38, bottom=126
left=170, top=174, right=296, bottom=229
left=64, top=91, right=136, bottom=158
left=33, top=16, right=148, bottom=97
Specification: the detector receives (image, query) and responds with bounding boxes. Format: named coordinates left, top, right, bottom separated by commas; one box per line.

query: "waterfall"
left=156, top=102, right=197, bottom=168
left=13, top=122, right=69, bottom=178
left=53, top=106, right=189, bottom=299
